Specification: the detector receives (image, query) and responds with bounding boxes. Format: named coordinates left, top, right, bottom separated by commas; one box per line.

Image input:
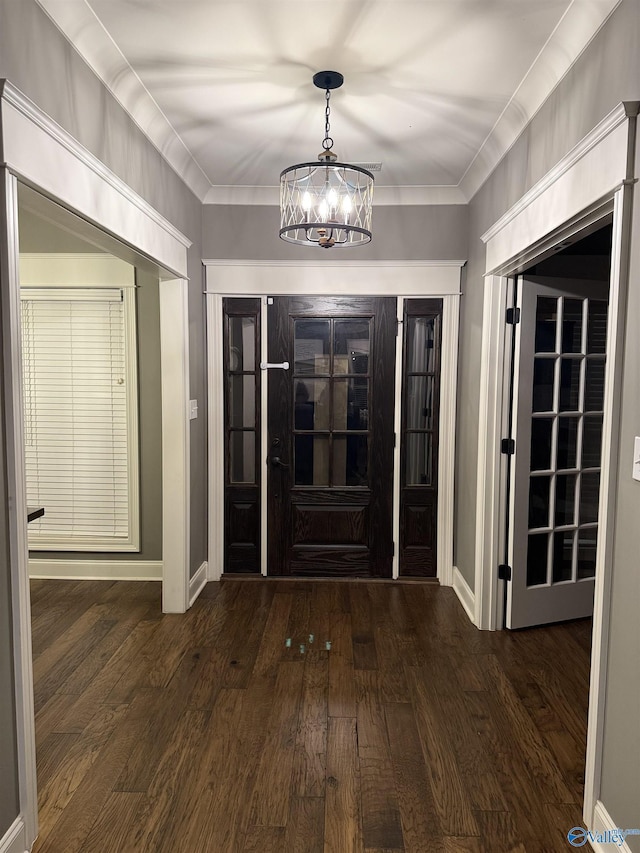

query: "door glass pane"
left=334, top=320, right=370, bottom=375
left=527, top=533, right=549, bottom=586
left=294, top=379, right=329, bottom=430
left=333, top=435, right=368, bottom=486
left=406, top=433, right=433, bottom=486
left=229, top=375, right=255, bottom=428
left=582, top=415, right=603, bottom=468
left=587, top=301, right=608, bottom=354
left=559, top=358, right=582, bottom=411
left=528, top=476, right=550, bottom=529
left=333, top=379, right=369, bottom=430
left=407, top=317, right=436, bottom=372
left=294, top=435, right=329, bottom=486
left=294, top=319, right=330, bottom=374
left=532, top=359, right=555, bottom=412
left=562, top=299, right=584, bottom=353
left=577, top=528, right=598, bottom=579
left=407, top=376, right=435, bottom=430
left=557, top=417, right=579, bottom=469
left=579, top=472, right=601, bottom=524
left=230, top=431, right=255, bottom=483
left=535, top=297, right=557, bottom=353
left=530, top=418, right=553, bottom=471
left=552, top=530, right=575, bottom=582
left=555, top=474, right=576, bottom=526
left=228, top=316, right=255, bottom=370
left=584, top=360, right=605, bottom=411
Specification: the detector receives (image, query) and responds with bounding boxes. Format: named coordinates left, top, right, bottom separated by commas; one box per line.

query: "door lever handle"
left=269, top=456, right=289, bottom=469
left=260, top=361, right=289, bottom=370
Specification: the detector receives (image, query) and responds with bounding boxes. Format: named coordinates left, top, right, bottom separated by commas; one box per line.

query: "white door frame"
left=204, top=260, right=462, bottom=584
left=0, top=81, right=194, bottom=850
left=473, top=102, right=638, bottom=831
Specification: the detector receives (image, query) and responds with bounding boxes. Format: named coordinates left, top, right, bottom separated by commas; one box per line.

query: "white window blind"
left=21, top=287, right=139, bottom=550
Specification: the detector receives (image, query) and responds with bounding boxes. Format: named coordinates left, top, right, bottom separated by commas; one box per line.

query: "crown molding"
left=35, top=0, right=621, bottom=209
left=460, top=0, right=623, bottom=201
left=34, top=0, right=212, bottom=202
left=203, top=184, right=468, bottom=206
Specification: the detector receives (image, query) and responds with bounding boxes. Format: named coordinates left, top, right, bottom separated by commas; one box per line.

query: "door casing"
left=205, top=260, right=463, bottom=584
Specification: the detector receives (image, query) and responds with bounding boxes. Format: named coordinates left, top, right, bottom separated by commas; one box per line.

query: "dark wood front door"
left=267, top=296, right=396, bottom=577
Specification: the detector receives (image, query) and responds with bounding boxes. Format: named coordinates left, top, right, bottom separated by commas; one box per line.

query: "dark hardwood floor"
left=29, top=578, right=592, bottom=853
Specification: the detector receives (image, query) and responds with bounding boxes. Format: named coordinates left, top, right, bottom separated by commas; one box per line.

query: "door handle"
left=269, top=456, right=289, bottom=469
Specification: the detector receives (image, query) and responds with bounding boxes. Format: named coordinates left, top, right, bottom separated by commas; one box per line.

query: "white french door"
left=507, top=277, right=609, bottom=629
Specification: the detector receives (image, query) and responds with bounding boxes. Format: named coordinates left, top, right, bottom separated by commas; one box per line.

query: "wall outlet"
left=633, top=436, right=640, bottom=482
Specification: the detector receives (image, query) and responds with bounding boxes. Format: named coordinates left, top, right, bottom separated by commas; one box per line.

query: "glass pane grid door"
left=526, top=295, right=607, bottom=588
left=293, top=317, right=371, bottom=488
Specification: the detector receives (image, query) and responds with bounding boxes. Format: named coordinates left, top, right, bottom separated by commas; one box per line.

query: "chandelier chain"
left=322, top=88, right=333, bottom=151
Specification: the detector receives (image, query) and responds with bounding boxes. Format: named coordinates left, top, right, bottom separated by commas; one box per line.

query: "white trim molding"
left=0, top=816, right=28, bottom=853
left=1, top=170, right=39, bottom=850
left=33, top=0, right=212, bottom=203
left=206, top=294, right=225, bottom=583
left=437, top=294, right=460, bottom=588
left=0, top=80, right=191, bottom=278
left=481, top=104, right=629, bottom=275
left=204, top=184, right=468, bottom=206
left=28, top=559, right=162, bottom=581
left=452, top=566, right=476, bottom=625
left=460, top=0, right=622, bottom=201
left=587, top=800, right=638, bottom=853
left=189, top=561, right=208, bottom=606
left=160, top=278, right=191, bottom=613
left=203, top=260, right=464, bottom=298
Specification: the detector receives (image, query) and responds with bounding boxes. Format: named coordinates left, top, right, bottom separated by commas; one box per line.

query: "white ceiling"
left=35, top=0, right=619, bottom=204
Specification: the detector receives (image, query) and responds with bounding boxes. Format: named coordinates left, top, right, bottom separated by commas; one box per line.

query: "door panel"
left=507, top=278, right=608, bottom=628
left=267, top=296, right=396, bottom=577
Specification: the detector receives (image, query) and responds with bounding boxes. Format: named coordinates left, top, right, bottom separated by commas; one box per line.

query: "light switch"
left=189, top=399, right=198, bottom=420
left=634, top=437, right=640, bottom=482
left=631, top=435, right=640, bottom=480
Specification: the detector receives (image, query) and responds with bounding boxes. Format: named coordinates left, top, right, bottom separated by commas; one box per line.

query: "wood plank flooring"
left=30, top=578, right=592, bottom=853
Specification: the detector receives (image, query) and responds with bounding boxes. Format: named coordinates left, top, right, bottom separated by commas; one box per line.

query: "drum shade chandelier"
left=279, top=71, right=374, bottom=248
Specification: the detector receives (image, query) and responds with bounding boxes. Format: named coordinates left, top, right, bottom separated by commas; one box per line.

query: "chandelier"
left=279, top=71, right=374, bottom=248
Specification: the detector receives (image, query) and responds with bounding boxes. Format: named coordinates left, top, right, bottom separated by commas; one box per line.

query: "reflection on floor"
left=30, top=578, right=592, bottom=852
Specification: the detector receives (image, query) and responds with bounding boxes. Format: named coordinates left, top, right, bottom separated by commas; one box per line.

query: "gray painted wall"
left=202, top=203, right=468, bottom=261
left=0, top=0, right=207, bottom=577
left=455, top=0, right=640, bottom=844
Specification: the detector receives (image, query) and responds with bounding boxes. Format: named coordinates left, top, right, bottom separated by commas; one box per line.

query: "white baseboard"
left=452, top=565, right=477, bottom=626
left=189, top=561, right=208, bottom=606
left=0, top=817, right=28, bottom=853
left=584, top=800, right=639, bottom=852
left=28, top=559, right=162, bottom=581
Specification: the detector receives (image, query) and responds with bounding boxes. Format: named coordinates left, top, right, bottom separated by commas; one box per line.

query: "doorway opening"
left=503, top=222, right=613, bottom=630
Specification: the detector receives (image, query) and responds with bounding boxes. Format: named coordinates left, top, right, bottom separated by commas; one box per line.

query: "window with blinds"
left=20, top=286, right=139, bottom=550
